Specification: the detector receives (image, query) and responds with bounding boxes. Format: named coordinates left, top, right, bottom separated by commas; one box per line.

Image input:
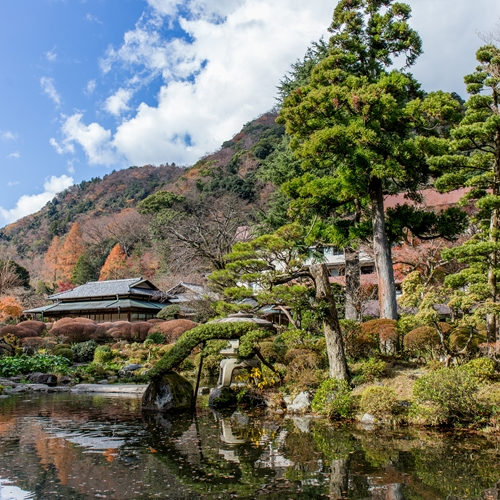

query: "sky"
left=0, top=0, right=499, bottom=227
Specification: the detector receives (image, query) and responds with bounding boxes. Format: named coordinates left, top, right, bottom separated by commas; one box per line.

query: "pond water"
left=0, top=394, right=499, bottom=499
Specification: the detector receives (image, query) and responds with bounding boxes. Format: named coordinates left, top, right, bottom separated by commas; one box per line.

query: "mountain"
left=0, top=111, right=283, bottom=263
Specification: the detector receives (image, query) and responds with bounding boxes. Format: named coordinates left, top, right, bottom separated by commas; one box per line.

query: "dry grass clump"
left=283, top=348, right=325, bottom=391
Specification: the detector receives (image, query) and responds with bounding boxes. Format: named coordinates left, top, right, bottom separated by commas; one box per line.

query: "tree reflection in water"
left=0, top=394, right=500, bottom=498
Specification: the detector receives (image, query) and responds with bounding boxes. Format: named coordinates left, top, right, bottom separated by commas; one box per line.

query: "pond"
left=0, top=394, right=499, bottom=499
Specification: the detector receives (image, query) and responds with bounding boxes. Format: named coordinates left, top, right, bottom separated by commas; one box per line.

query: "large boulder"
left=26, top=373, right=57, bottom=387
left=208, top=386, right=237, bottom=408
left=142, top=372, right=194, bottom=412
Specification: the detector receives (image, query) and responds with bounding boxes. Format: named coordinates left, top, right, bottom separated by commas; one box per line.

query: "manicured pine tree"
left=432, top=44, right=500, bottom=341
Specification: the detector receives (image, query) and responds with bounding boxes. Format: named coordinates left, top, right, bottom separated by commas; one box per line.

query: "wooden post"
left=193, top=342, right=205, bottom=410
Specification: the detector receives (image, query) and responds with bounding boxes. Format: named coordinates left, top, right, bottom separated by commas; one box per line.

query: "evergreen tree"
left=279, top=0, right=462, bottom=319
left=432, top=44, right=500, bottom=341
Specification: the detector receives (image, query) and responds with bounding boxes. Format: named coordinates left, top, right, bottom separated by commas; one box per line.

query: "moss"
left=147, top=322, right=262, bottom=380
left=52, top=348, right=74, bottom=362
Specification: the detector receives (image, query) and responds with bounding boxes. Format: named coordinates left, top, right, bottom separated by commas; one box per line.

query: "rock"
left=287, top=391, right=312, bottom=413
left=98, top=379, right=109, bottom=385
left=142, top=372, right=194, bottom=412
left=47, top=387, right=70, bottom=393
left=208, top=386, right=237, bottom=408
left=26, top=384, right=50, bottom=392
left=197, top=386, right=210, bottom=396
left=27, top=373, right=57, bottom=387
left=58, top=376, right=73, bottom=385
left=292, top=416, right=312, bottom=433
left=71, top=384, right=147, bottom=394
left=0, top=378, right=17, bottom=388
left=120, top=364, right=143, bottom=374
left=0, top=395, right=9, bottom=399
left=283, top=395, right=293, bottom=405
left=361, top=413, right=376, bottom=424
left=5, top=386, right=27, bottom=394
left=108, top=376, right=118, bottom=382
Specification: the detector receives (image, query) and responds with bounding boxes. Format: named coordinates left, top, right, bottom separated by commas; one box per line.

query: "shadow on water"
left=1, top=394, right=500, bottom=499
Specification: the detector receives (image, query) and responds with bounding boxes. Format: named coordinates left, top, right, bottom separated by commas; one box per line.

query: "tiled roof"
left=25, top=298, right=165, bottom=314
left=48, top=278, right=159, bottom=301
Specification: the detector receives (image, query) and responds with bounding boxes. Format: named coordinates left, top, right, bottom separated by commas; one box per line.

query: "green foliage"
left=0, top=384, right=3, bottom=394
left=311, top=378, right=354, bottom=419
left=412, top=368, right=482, bottom=426
left=146, top=332, right=166, bottom=344
left=71, top=340, right=98, bottom=363
left=147, top=322, right=264, bottom=379
left=403, top=326, right=442, bottom=360
left=93, top=346, right=113, bottom=364
left=157, top=304, right=180, bottom=321
left=52, top=347, right=74, bottom=362
left=461, top=357, right=496, bottom=382
left=0, top=354, right=71, bottom=377
left=357, top=358, right=387, bottom=382
left=137, top=191, right=185, bottom=215
left=360, top=386, right=399, bottom=420
left=341, top=320, right=378, bottom=361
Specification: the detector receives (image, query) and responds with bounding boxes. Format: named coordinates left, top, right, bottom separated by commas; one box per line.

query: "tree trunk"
left=329, top=458, right=349, bottom=499
left=310, top=263, right=350, bottom=380
left=487, top=206, right=498, bottom=343
left=344, top=247, right=361, bottom=321
left=370, top=178, right=398, bottom=320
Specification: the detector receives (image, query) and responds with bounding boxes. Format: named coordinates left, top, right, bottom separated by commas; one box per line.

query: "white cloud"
left=7, top=152, right=20, bottom=159
left=7, top=181, right=19, bottom=187
left=45, top=49, right=57, bottom=62
left=104, top=88, right=133, bottom=116
left=85, top=79, right=96, bottom=96
left=40, top=77, right=61, bottom=106
left=1, top=131, right=17, bottom=141
left=86, top=13, right=103, bottom=24
left=58, top=0, right=333, bottom=166
left=50, top=113, right=118, bottom=165
left=0, top=174, right=74, bottom=225
left=67, top=158, right=78, bottom=174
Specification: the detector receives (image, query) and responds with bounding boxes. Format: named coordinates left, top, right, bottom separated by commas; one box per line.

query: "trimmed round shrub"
left=53, top=348, right=74, bottom=362
left=412, top=368, right=480, bottom=426
left=404, top=326, right=441, bottom=359
left=361, top=319, right=398, bottom=354
left=149, top=320, right=199, bottom=344
left=461, top=357, right=496, bottom=382
left=72, top=340, right=98, bottom=363
left=145, top=332, right=165, bottom=344
left=357, top=358, right=387, bottom=382
left=157, top=304, right=181, bottom=321
left=449, top=328, right=484, bottom=355
left=311, top=378, right=354, bottom=419
left=341, top=320, right=378, bottom=361
left=93, top=346, right=113, bottom=364
left=360, top=386, right=399, bottom=420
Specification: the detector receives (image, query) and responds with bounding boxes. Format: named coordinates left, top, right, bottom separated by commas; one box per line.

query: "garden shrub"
left=358, top=358, right=387, bottom=382
left=411, top=368, right=481, bottom=426
left=361, top=319, right=398, bottom=354
left=258, top=341, right=279, bottom=363
left=149, top=319, right=199, bottom=344
left=93, top=346, right=113, bottom=364
left=52, top=348, right=74, bottom=362
left=404, top=326, right=441, bottom=360
left=448, top=328, right=484, bottom=355
left=0, top=354, right=71, bottom=377
left=360, top=386, right=399, bottom=420
left=0, top=384, right=3, bottom=395
left=145, top=332, right=165, bottom=344
left=72, top=340, right=98, bottom=363
left=341, top=320, right=378, bottom=361
left=284, top=348, right=325, bottom=390
left=51, top=319, right=98, bottom=343
left=461, top=357, right=496, bottom=382
left=157, top=304, right=181, bottom=320
left=311, top=378, right=354, bottom=419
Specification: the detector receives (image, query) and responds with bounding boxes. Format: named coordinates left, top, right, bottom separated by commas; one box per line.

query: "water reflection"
left=0, top=394, right=500, bottom=499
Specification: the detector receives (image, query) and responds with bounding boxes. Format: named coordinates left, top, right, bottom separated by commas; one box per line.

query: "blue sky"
left=0, top=0, right=499, bottom=227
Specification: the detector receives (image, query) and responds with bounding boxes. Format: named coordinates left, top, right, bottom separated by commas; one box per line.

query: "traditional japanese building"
left=24, top=277, right=169, bottom=322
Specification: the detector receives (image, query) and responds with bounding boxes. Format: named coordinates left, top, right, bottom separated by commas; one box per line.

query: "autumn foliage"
left=99, top=244, right=128, bottom=281
left=0, top=296, right=23, bottom=322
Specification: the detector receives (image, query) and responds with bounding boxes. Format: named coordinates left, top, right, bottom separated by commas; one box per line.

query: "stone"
left=26, top=384, right=50, bottom=392
left=292, top=416, right=312, bottom=433
left=142, top=373, right=194, bottom=412
left=283, top=395, right=293, bottom=405
left=71, top=384, right=147, bottom=394
left=0, top=378, right=17, bottom=388
left=5, top=386, right=27, bottom=394
left=58, top=376, right=73, bottom=385
left=197, top=386, right=210, bottom=396
left=0, top=395, right=9, bottom=399
left=287, top=391, right=312, bottom=413
left=27, top=373, right=57, bottom=387
left=120, top=364, right=143, bottom=373
left=361, top=413, right=376, bottom=424
left=208, top=386, right=237, bottom=408
left=98, top=379, right=109, bottom=385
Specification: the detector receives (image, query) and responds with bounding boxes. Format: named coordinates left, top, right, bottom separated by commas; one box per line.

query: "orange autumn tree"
left=43, top=236, right=63, bottom=283
left=0, top=296, right=23, bottom=322
left=58, top=222, right=85, bottom=281
left=99, top=244, right=128, bottom=281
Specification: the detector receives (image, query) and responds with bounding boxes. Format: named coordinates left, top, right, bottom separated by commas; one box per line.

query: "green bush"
left=0, top=354, right=71, bottom=377
left=358, top=358, right=387, bottom=382
left=146, top=332, right=165, bottom=344
left=311, top=378, right=354, bottom=419
left=93, top=346, right=113, bottom=364
left=72, top=340, right=98, bottom=363
left=461, top=357, right=496, bottom=382
left=0, top=384, right=4, bottom=395
left=53, top=348, right=74, bottom=363
left=157, top=304, right=180, bottom=320
left=341, top=320, right=378, bottom=361
left=412, top=368, right=481, bottom=426
left=360, top=386, right=399, bottom=420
